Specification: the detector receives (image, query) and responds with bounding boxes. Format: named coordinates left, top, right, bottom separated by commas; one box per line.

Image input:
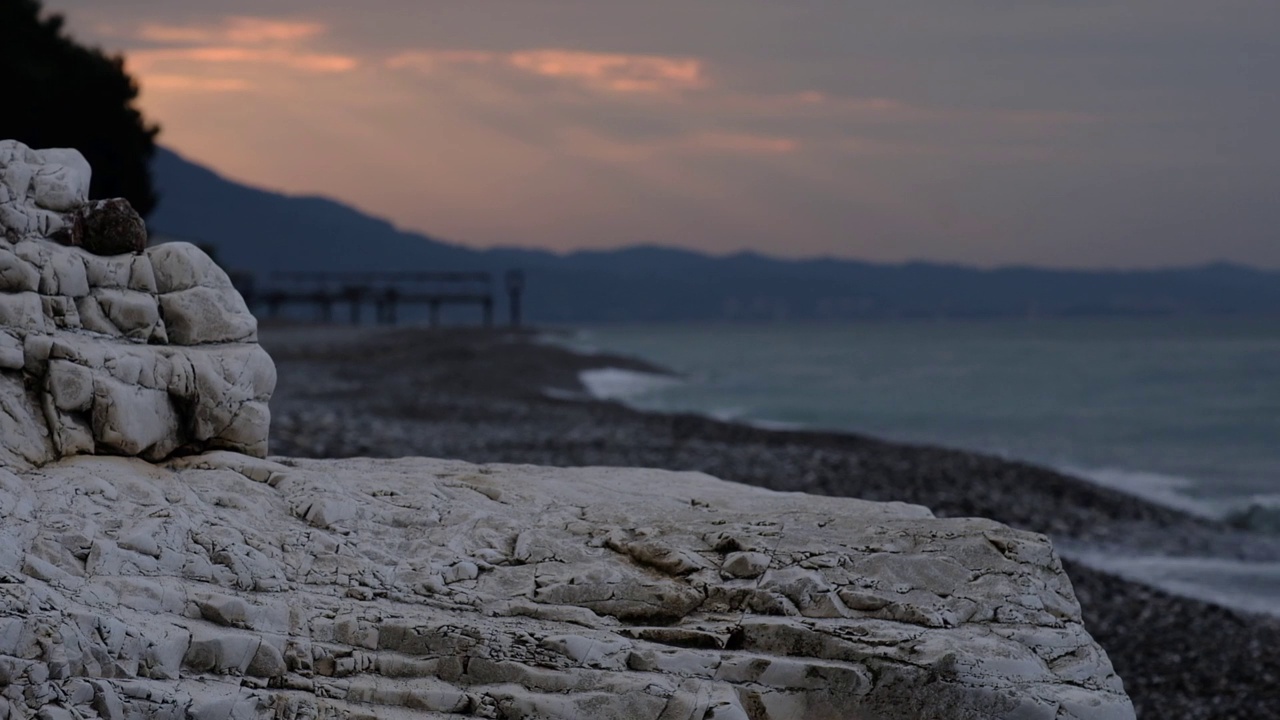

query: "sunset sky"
left=47, top=1, right=1280, bottom=268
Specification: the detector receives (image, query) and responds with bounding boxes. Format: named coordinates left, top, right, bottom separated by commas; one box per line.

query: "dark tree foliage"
left=0, top=0, right=160, bottom=216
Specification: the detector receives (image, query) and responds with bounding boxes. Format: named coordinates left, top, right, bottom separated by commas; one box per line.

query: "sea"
left=560, top=317, right=1280, bottom=616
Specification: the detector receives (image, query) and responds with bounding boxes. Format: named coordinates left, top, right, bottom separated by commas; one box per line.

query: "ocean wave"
left=1061, top=465, right=1222, bottom=519
left=1222, top=494, right=1280, bottom=534
left=1061, top=546, right=1280, bottom=619
left=1064, top=465, right=1280, bottom=534
left=578, top=367, right=681, bottom=401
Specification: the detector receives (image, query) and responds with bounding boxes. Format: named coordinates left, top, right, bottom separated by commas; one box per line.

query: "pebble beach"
left=262, top=324, right=1280, bottom=720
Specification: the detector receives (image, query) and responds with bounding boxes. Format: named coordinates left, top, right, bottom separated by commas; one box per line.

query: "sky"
left=46, top=0, right=1280, bottom=268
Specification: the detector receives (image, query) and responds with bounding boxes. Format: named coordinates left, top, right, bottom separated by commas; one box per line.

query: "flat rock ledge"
left=0, top=140, right=274, bottom=467
left=0, top=453, right=1134, bottom=719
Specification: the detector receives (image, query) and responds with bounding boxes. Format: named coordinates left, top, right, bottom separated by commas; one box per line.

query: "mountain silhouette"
left=149, top=146, right=1280, bottom=323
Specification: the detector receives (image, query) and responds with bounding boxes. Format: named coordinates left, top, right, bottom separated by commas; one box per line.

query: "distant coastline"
left=152, top=147, right=1280, bottom=324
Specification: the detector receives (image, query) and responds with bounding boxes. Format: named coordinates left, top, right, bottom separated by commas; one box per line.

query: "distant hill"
left=149, top=147, right=1280, bottom=323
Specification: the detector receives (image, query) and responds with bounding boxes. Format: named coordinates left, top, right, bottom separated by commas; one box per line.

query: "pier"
left=240, top=270, right=526, bottom=327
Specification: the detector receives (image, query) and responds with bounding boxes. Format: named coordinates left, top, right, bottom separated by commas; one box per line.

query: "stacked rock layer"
left=0, top=140, right=273, bottom=467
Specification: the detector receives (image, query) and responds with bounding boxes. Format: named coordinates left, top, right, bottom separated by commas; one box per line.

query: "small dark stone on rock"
left=52, top=198, right=147, bottom=255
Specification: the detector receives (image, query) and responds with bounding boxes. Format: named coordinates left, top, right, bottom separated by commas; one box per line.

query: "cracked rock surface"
left=0, top=140, right=273, bottom=466
left=0, top=454, right=1133, bottom=719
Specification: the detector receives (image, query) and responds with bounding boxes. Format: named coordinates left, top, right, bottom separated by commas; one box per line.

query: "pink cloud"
left=125, top=16, right=357, bottom=84
left=138, top=74, right=252, bottom=92
left=508, top=50, right=706, bottom=92
left=131, top=47, right=357, bottom=73
left=387, top=48, right=707, bottom=94
left=137, top=17, right=326, bottom=45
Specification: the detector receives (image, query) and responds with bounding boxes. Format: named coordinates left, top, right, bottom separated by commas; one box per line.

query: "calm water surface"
left=568, top=317, right=1280, bottom=519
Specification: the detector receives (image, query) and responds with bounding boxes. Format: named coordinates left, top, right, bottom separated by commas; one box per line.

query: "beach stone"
left=0, top=456, right=1135, bottom=719
left=0, top=139, right=273, bottom=467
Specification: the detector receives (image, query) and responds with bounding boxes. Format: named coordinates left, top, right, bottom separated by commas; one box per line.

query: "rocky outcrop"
left=0, top=140, right=273, bottom=466
left=0, top=454, right=1134, bottom=719
left=0, top=141, right=1133, bottom=718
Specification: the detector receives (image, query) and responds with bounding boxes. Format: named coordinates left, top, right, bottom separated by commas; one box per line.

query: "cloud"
left=137, top=75, right=253, bottom=92
left=122, top=16, right=357, bottom=92
left=387, top=49, right=707, bottom=94
left=379, top=41, right=1100, bottom=174
left=136, top=17, right=326, bottom=45
left=130, top=47, right=357, bottom=74
left=508, top=50, right=706, bottom=93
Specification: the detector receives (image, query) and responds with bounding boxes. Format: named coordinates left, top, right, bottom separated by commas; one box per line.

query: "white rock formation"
left=0, top=453, right=1134, bottom=719
left=0, top=140, right=273, bottom=466
left=0, top=141, right=1133, bottom=718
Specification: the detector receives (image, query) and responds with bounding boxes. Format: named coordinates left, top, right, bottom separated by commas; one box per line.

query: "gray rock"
left=0, top=140, right=79, bottom=241
left=0, top=330, right=23, bottom=369
left=0, top=140, right=274, bottom=467
left=0, top=245, right=38, bottom=292
left=722, top=550, right=771, bottom=579
left=159, top=286, right=256, bottom=345
left=93, top=288, right=162, bottom=341
left=246, top=641, right=286, bottom=678
left=30, top=148, right=91, bottom=212
left=0, top=455, right=1136, bottom=719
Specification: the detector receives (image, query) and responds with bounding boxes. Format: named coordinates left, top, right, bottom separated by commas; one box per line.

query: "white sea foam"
left=579, top=367, right=681, bottom=401
left=1061, top=546, right=1280, bottom=619
left=709, top=406, right=748, bottom=422
left=1064, top=466, right=1280, bottom=533
left=1062, top=466, right=1222, bottom=519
